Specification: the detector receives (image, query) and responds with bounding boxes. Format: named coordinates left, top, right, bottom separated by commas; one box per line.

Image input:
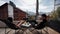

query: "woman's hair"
left=7, top=17, right=13, bottom=22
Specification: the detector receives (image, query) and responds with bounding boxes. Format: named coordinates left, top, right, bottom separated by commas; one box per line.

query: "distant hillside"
left=25, top=11, right=51, bottom=16
left=27, top=12, right=36, bottom=16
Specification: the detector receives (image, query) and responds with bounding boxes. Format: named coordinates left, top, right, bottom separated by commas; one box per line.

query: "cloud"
left=1, top=0, right=10, bottom=3
left=22, top=0, right=36, bottom=5
left=39, top=4, right=48, bottom=10
left=15, top=0, right=36, bottom=13
left=0, top=0, right=6, bottom=6
left=39, top=0, right=54, bottom=13
left=16, top=5, right=36, bottom=13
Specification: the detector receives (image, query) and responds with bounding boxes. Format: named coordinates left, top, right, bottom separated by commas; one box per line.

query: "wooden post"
left=36, top=0, right=39, bottom=20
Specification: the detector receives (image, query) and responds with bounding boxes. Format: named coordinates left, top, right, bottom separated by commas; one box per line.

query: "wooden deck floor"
left=0, top=27, right=60, bottom=34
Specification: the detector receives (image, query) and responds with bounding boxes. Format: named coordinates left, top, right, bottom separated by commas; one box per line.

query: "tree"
left=51, top=6, right=60, bottom=19
left=56, top=7, right=60, bottom=17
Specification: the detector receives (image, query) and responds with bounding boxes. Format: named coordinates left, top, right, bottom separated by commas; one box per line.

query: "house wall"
left=0, top=3, right=27, bottom=21
left=14, top=8, right=26, bottom=21
left=18, top=11, right=26, bottom=20
left=8, top=4, right=14, bottom=18
left=0, top=4, right=8, bottom=19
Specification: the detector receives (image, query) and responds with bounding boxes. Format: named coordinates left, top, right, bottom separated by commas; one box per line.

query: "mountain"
left=25, top=11, right=51, bottom=16
left=27, top=11, right=36, bottom=16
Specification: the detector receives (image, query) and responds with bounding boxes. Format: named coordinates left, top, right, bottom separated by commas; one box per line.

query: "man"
left=35, top=14, right=47, bottom=29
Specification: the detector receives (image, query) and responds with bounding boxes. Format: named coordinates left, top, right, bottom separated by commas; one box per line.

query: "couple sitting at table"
left=0, top=14, right=47, bottom=30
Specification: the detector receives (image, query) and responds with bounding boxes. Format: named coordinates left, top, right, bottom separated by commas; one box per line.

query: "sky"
left=0, top=0, right=54, bottom=13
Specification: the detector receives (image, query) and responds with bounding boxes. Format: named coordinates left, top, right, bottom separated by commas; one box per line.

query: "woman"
left=0, top=17, right=26, bottom=30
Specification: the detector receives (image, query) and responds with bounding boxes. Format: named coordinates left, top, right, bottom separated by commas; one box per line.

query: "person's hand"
left=35, top=24, right=37, bottom=26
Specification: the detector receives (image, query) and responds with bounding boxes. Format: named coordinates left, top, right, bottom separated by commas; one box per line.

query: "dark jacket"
left=0, top=19, right=19, bottom=30
left=35, top=19, right=47, bottom=29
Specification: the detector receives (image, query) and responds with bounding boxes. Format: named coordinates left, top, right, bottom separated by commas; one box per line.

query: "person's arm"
left=16, top=20, right=25, bottom=27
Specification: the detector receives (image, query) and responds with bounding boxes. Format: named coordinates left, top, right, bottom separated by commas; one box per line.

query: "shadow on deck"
left=47, top=20, right=60, bottom=33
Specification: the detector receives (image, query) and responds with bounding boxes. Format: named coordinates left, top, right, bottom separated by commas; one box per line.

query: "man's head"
left=41, top=14, right=47, bottom=19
